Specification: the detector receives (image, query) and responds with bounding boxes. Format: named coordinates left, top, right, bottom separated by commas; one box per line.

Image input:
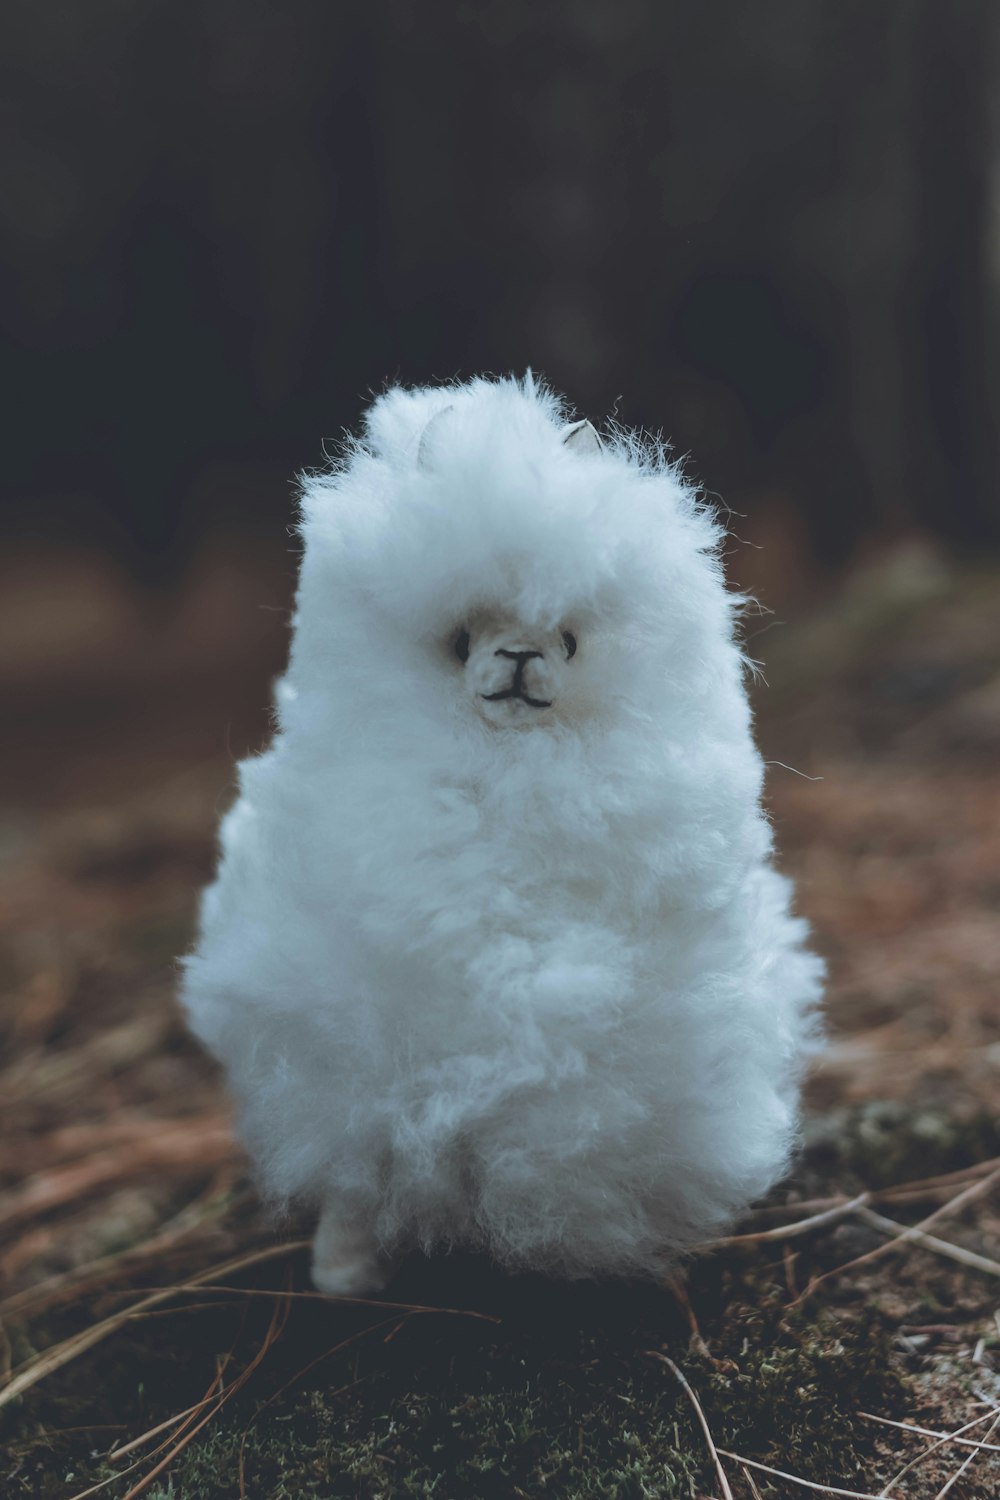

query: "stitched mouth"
left=482, top=687, right=553, bottom=709
left=481, top=651, right=552, bottom=709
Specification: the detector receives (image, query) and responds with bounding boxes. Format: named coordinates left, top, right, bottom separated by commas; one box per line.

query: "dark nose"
left=482, top=646, right=552, bottom=707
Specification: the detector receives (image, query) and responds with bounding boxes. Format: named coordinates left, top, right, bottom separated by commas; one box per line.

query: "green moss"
left=701, top=1294, right=897, bottom=1488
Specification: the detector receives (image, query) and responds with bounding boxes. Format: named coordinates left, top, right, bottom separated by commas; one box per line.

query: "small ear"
left=562, top=418, right=602, bottom=456
left=417, top=404, right=455, bottom=470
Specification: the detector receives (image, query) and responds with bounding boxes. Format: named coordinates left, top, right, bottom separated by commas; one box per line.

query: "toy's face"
left=295, top=390, right=725, bottom=744
left=448, top=608, right=581, bottom=728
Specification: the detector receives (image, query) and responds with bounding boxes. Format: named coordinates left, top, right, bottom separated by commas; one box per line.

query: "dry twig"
left=857, top=1206, right=1000, bottom=1279
left=643, top=1351, right=734, bottom=1500
left=118, top=1281, right=292, bottom=1500
left=873, top=1403, right=1000, bottom=1496
left=859, top=1409, right=1000, bottom=1456
left=793, top=1165, right=1000, bottom=1304
left=715, top=1450, right=886, bottom=1499
left=701, top=1192, right=871, bottom=1248
left=928, top=1410, right=1000, bottom=1500
left=0, top=1118, right=233, bottom=1231
left=0, top=1239, right=309, bottom=1409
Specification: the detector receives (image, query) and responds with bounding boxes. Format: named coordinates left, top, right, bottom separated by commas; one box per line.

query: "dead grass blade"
left=859, top=1409, right=1000, bottom=1456
left=735, top=1157, right=1000, bottom=1225
left=881, top=1404, right=1000, bottom=1500
left=118, top=1280, right=292, bottom=1500
left=876, top=1156, right=1000, bottom=1201
left=857, top=1206, right=1000, bottom=1278
left=0, top=1117, right=234, bottom=1231
left=1, top=1013, right=175, bottom=1107
left=740, top=1463, right=766, bottom=1500
left=0, top=1231, right=504, bottom=1413
left=929, top=1411, right=1000, bottom=1500
left=107, top=1394, right=220, bottom=1462
left=793, top=1164, right=1000, bottom=1303
left=700, top=1192, right=871, bottom=1248
left=715, top=1450, right=886, bottom=1499
left=65, top=1361, right=231, bottom=1500
left=170, top=1282, right=503, bottom=1320
left=0, top=1238, right=309, bottom=1410
left=643, top=1351, right=734, bottom=1500
left=0, top=1179, right=244, bottom=1321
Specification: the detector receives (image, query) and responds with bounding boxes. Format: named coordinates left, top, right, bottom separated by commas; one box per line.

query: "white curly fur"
left=181, top=373, right=823, bottom=1290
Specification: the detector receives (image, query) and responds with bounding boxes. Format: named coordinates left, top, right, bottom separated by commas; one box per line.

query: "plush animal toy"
left=181, top=375, right=823, bottom=1294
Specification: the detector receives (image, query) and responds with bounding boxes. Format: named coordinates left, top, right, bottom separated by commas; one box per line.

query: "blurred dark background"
left=3, top=0, right=998, bottom=576
left=2, top=0, right=1000, bottom=805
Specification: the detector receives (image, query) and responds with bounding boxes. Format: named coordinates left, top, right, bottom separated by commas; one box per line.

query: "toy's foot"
left=311, top=1209, right=391, bottom=1297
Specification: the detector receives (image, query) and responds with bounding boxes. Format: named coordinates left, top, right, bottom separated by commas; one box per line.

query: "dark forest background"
left=3, top=0, right=999, bottom=582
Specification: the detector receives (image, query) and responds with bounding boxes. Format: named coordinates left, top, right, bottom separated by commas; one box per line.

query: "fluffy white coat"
left=181, top=374, right=823, bottom=1288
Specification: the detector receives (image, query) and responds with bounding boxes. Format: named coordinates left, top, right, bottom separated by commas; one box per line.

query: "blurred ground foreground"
left=1, top=539, right=1000, bottom=1499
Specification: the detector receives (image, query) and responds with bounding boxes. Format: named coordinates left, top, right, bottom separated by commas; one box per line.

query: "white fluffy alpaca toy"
left=182, top=374, right=822, bottom=1295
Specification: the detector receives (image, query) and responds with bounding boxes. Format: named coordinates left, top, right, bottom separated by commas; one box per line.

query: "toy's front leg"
left=311, top=1201, right=392, bottom=1297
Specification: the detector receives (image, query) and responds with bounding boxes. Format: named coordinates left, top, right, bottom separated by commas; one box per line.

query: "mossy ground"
left=5, top=1224, right=905, bottom=1500
left=10, top=1101, right=999, bottom=1499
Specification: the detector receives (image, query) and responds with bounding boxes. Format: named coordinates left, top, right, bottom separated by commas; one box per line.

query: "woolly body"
left=181, top=375, right=823, bottom=1283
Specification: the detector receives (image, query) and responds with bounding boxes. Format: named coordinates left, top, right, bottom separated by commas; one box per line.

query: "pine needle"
left=857, top=1206, right=1000, bottom=1279
left=859, top=1409, right=1000, bottom=1456
left=643, top=1351, right=734, bottom=1500
left=0, top=1239, right=309, bottom=1409
left=793, top=1164, right=1000, bottom=1303
left=701, top=1192, right=871, bottom=1248
left=715, top=1450, right=886, bottom=1499
left=874, top=1404, right=1000, bottom=1497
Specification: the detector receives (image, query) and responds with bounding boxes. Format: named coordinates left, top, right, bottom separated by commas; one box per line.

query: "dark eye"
left=454, top=629, right=471, bottom=664
left=562, top=630, right=577, bottom=659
